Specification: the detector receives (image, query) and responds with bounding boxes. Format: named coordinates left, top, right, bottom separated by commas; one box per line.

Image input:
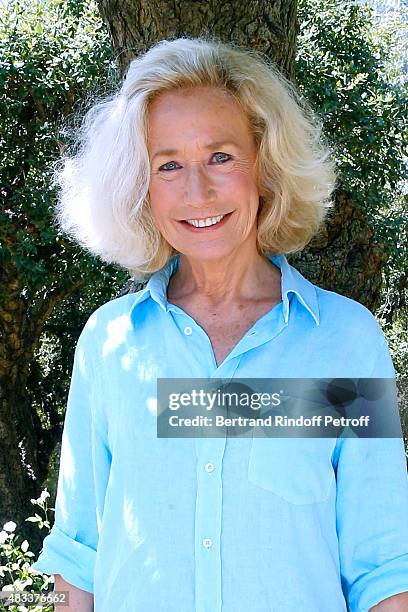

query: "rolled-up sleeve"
left=31, top=319, right=111, bottom=593
left=335, top=332, right=408, bottom=611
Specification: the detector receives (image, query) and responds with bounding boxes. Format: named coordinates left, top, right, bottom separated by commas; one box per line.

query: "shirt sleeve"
left=334, top=330, right=408, bottom=612
left=30, top=319, right=111, bottom=593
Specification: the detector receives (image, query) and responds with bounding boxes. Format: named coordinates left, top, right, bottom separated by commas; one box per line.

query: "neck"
left=167, top=246, right=281, bottom=307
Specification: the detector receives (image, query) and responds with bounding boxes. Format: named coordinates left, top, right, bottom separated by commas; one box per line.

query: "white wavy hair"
left=54, top=36, right=337, bottom=279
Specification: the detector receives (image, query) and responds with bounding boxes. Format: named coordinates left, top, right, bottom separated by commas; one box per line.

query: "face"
left=146, top=85, right=262, bottom=261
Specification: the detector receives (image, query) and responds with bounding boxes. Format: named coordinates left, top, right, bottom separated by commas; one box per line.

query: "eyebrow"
left=151, top=140, right=239, bottom=161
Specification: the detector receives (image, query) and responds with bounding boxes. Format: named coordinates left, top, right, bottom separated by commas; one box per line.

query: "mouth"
left=178, top=211, right=234, bottom=232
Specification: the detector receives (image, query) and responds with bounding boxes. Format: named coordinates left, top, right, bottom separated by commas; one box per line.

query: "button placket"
left=195, top=437, right=226, bottom=612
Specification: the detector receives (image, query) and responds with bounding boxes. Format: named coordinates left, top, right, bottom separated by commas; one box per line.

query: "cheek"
left=222, top=170, right=259, bottom=204
left=149, top=180, right=178, bottom=221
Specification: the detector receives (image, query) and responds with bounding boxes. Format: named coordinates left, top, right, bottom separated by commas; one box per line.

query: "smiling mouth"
left=179, top=211, right=233, bottom=229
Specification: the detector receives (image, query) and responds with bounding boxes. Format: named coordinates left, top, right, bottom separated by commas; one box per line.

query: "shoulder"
left=87, top=292, right=141, bottom=326
left=77, top=290, right=146, bottom=349
left=315, top=286, right=382, bottom=334
left=313, top=285, right=394, bottom=375
left=282, top=255, right=383, bottom=342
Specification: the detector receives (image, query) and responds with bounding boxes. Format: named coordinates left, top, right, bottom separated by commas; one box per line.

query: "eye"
left=158, top=161, right=180, bottom=172
left=212, top=152, right=232, bottom=164
left=157, top=152, right=232, bottom=172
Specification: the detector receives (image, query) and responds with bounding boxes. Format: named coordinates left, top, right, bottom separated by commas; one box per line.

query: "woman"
left=31, top=37, right=408, bottom=611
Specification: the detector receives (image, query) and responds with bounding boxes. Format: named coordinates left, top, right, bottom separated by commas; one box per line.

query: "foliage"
left=0, top=491, right=54, bottom=611
left=0, top=0, right=128, bottom=462
left=296, top=0, right=407, bottom=376
left=0, top=0, right=116, bottom=288
left=297, top=0, right=406, bottom=227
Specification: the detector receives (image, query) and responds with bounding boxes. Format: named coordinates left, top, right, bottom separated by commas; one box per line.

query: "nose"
left=183, top=163, right=216, bottom=209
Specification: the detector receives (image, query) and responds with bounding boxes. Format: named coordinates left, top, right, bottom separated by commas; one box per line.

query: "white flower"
left=38, top=490, right=50, bottom=505
left=0, top=531, right=9, bottom=544
left=3, top=521, right=16, bottom=533
left=31, top=489, right=50, bottom=506
left=21, top=540, right=29, bottom=553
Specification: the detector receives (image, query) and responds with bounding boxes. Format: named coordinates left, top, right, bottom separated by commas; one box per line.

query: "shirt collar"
left=272, top=254, right=320, bottom=326
left=129, top=252, right=320, bottom=328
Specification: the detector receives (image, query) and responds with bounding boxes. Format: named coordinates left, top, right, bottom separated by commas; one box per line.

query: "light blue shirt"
left=31, top=253, right=408, bottom=612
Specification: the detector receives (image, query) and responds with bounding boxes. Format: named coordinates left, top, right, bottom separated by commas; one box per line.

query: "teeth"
left=185, top=215, right=224, bottom=228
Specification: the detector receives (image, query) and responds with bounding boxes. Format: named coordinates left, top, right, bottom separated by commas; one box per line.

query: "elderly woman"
left=31, top=38, right=408, bottom=611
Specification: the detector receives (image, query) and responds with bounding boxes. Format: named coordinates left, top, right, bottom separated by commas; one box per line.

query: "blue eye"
left=158, top=153, right=231, bottom=172
left=213, top=152, right=231, bottom=163
left=159, top=161, right=179, bottom=172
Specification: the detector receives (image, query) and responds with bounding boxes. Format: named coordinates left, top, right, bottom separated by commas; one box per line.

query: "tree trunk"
left=290, top=186, right=384, bottom=312
left=0, top=263, right=85, bottom=551
left=97, top=0, right=297, bottom=78
left=97, top=0, right=383, bottom=310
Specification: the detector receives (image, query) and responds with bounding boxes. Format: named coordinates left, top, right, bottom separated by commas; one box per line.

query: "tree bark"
left=0, top=261, right=86, bottom=550
left=97, top=0, right=383, bottom=309
left=290, top=186, right=384, bottom=312
left=97, top=0, right=297, bottom=79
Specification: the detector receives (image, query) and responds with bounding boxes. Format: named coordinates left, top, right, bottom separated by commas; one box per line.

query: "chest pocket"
left=247, top=437, right=336, bottom=505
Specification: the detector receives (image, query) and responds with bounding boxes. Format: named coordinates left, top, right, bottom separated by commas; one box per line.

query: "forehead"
left=146, top=86, right=254, bottom=145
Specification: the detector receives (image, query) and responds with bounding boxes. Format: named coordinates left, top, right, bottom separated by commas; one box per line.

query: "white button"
left=184, top=326, right=192, bottom=335
left=203, top=538, right=213, bottom=549
left=204, top=462, right=215, bottom=473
